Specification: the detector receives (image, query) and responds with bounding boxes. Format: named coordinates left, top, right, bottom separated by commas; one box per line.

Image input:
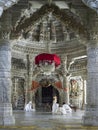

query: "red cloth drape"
left=55, top=81, right=63, bottom=89
left=31, top=81, right=39, bottom=90
left=35, top=53, right=61, bottom=67
left=55, top=81, right=67, bottom=91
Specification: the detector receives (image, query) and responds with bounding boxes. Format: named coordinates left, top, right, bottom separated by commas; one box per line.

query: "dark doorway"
left=35, top=85, right=59, bottom=112
left=42, top=85, right=53, bottom=104
left=42, top=85, right=59, bottom=103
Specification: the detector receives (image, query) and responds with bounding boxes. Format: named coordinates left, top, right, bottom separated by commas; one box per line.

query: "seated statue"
left=62, top=102, right=72, bottom=113
left=59, top=106, right=67, bottom=115
left=24, top=101, right=35, bottom=112
left=52, top=102, right=59, bottom=114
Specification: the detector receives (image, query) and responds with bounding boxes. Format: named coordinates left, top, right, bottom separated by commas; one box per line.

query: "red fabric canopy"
left=35, top=53, right=61, bottom=67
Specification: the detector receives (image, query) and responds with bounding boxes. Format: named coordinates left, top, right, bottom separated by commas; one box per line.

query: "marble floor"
left=0, top=109, right=98, bottom=130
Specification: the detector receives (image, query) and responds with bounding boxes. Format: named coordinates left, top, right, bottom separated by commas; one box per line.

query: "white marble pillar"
left=61, top=56, right=70, bottom=104
left=83, top=42, right=98, bottom=126
left=0, top=40, right=15, bottom=125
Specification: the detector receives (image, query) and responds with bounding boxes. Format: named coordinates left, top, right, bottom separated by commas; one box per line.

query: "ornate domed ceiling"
left=11, top=2, right=88, bottom=39
left=0, top=0, right=90, bottom=80
left=10, top=1, right=88, bottom=55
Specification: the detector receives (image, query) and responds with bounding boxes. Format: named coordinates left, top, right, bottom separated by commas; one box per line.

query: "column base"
left=0, top=103, right=15, bottom=126
left=0, top=116, right=15, bottom=126
left=82, top=115, right=98, bottom=126
left=82, top=105, right=98, bottom=126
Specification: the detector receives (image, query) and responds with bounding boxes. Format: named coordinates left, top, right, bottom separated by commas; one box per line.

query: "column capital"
left=87, top=38, right=98, bottom=48
left=0, top=10, right=12, bottom=40
left=0, top=40, right=11, bottom=51
left=0, top=30, right=11, bottom=40
left=89, top=31, right=98, bottom=42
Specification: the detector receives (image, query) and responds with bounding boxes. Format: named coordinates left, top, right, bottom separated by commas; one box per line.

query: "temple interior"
left=0, top=0, right=98, bottom=128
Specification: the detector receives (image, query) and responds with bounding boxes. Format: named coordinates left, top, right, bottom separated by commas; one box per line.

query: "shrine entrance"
left=35, top=85, right=59, bottom=112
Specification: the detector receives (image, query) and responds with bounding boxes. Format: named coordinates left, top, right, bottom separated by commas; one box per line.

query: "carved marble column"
left=62, top=76, right=70, bottom=104
left=0, top=40, right=15, bottom=125
left=83, top=41, right=98, bottom=126
left=61, top=56, right=70, bottom=104
left=25, top=54, right=34, bottom=103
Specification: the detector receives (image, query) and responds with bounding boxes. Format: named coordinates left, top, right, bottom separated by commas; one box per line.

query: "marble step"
left=0, top=125, right=98, bottom=130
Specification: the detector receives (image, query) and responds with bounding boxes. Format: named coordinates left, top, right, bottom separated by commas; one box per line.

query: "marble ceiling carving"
left=11, top=3, right=89, bottom=40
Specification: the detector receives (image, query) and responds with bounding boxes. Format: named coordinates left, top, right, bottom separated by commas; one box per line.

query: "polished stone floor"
left=0, top=109, right=98, bottom=130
